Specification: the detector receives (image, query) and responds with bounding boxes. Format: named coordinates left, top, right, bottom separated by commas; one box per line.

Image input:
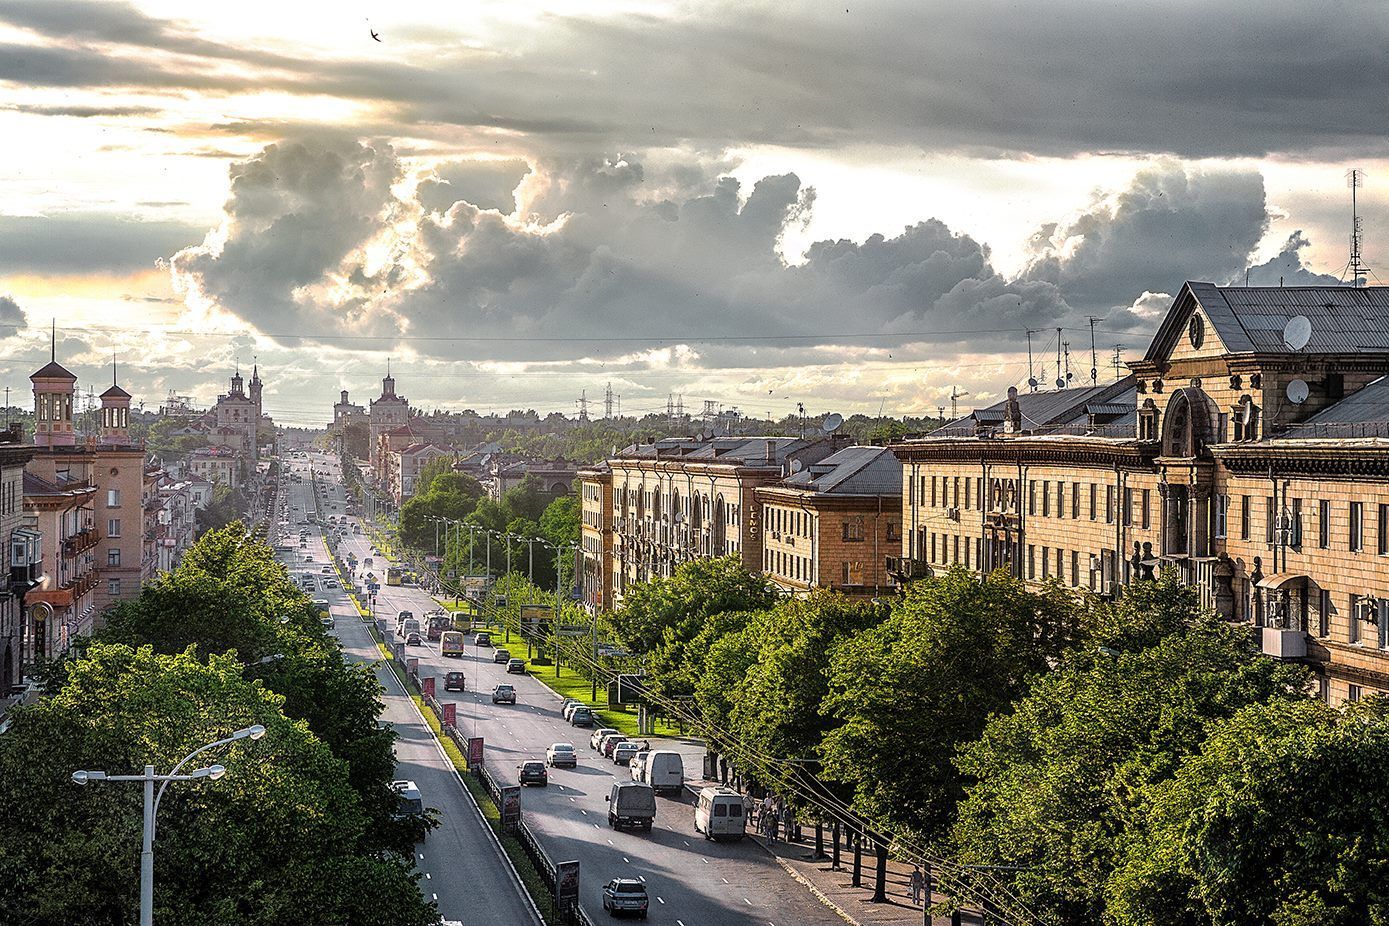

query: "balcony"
left=1260, top=626, right=1306, bottom=660
left=885, top=556, right=931, bottom=582
left=63, top=528, right=100, bottom=557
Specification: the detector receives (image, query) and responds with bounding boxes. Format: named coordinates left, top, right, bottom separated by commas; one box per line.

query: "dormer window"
left=1232, top=396, right=1259, bottom=442
left=1138, top=399, right=1160, bottom=442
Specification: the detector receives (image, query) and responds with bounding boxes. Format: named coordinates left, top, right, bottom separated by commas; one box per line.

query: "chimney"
left=765, top=439, right=776, bottom=463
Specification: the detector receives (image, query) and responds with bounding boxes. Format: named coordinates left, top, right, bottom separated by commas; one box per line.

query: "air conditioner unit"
left=1354, top=598, right=1378, bottom=624
left=946, top=506, right=961, bottom=521
left=1089, top=554, right=1101, bottom=573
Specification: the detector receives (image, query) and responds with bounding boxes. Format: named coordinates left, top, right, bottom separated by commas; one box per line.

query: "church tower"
left=99, top=361, right=132, bottom=446
left=31, top=324, right=77, bottom=448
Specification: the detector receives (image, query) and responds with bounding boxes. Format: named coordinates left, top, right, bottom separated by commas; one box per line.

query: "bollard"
left=814, top=820, right=826, bottom=860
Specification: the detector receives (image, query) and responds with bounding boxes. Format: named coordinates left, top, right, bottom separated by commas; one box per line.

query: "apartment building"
left=0, top=429, right=37, bottom=701
left=388, top=442, right=455, bottom=503
left=577, top=464, right=613, bottom=613
left=756, top=446, right=902, bottom=596
left=894, top=282, right=1389, bottom=702
left=599, top=436, right=843, bottom=605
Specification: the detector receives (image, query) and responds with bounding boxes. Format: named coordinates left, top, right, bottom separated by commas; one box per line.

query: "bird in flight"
left=370, top=28, right=381, bottom=41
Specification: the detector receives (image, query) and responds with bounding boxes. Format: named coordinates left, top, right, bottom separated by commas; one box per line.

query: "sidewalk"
left=685, top=775, right=983, bottom=926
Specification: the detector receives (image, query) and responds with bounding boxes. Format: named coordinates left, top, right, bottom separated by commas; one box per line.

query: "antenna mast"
left=1111, top=345, right=1124, bottom=382
left=950, top=387, right=970, bottom=419
left=1348, top=168, right=1371, bottom=286
left=1055, top=327, right=1064, bottom=389
left=1088, top=317, right=1099, bottom=385
left=1026, top=329, right=1037, bottom=392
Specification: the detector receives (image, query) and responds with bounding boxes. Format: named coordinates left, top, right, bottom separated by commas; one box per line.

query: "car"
left=404, top=630, right=422, bottom=645
left=491, top=684, right=516, bottom=704
left=444, top=671, right=465, bottom=692
left=320, top=565, right=332, bottom=574
left=324, top=578, right=339, bottom=589
left=601, top=878, right=649, bottom=918
left=389, top=780, right=426, bottom=841
left=591, top=728, right=619, bottom=750
left=506, top=658, right=526, bottom=674
left=475, top=631, right=491, bottom=646
left=320, top=616, right=335, bottom=631
left=397, top=610, right=413, bottom=622
left=599, top=733, right=628, bottom=758
left=546, top=743, right=577, bottom=768
left=560, top=698, right=581, bottom=717
left=569, top=706, right=594, bottom=727
left=492, top=649, right=511, bottom=664
left=613, top=742, right=642, bottom=766
left=518, top=760, right=548, bottom=787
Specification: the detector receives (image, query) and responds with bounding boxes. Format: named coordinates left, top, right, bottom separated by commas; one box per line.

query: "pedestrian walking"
left=909, top=866, right=924, bottom=906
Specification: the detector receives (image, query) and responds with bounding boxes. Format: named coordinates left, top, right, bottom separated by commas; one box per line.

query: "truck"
left=440, top=630, right=465, bottom=657
left=606, top=781, right=656, bottom=832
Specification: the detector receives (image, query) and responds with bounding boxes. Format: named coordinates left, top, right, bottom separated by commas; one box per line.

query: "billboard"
left=556, top=860, right=580, bottom=901
left=519, top=604, right=553, bottom=640
left=467, top=737, right=484, bottom=766
left=500, top=785, right=522, bottom=827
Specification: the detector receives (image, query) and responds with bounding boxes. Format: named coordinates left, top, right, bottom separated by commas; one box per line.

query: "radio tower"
left=604, top=382, right=614, bottom=419
left=1347, top=168, right=1371, bottom=287
left=577, top=390, right=589, bottom=422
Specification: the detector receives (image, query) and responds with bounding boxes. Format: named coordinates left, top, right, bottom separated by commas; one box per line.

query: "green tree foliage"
left=0, top=644, right=435, bottom=926
left=96, top=525, right=403, bottom=852
left=339, top=422, right=369, bottom=460
left=1107, top=696, right=1389, bottom=926
left=501, top=473, right=549, bottom=523
left=948, top=592, right=1308, bottom=926
left=413, top=455, right=457, bottom=497
left=733, top=591, right=886, bottom=766
left=398, top=472, right=484, bottom=550
left=610, top=557, right=778, bottom=698
left=539, top=494, right=580, bottom=549
left=194, top=483, right=247, bottom=535
left=819, top=567, right=1085, bottom=841
left=692, top=614, right=767, bottom=734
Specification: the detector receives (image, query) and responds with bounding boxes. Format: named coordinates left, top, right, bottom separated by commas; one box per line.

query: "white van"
left=640, top=750, right=685, bottom=795
left=694, top=787, right=747, bottom=840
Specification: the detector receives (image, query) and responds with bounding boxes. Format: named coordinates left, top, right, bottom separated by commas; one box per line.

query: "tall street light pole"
left=72, top=724, right=268, bottom=926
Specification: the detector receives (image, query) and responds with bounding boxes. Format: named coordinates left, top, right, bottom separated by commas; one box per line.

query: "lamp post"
left=72, top=723, right=267, bottom=926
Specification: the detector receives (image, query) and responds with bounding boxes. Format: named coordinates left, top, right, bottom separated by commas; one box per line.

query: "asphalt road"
left=297, top=452, right=841, bottom=926
left=274, top=455, right=543, bottom=926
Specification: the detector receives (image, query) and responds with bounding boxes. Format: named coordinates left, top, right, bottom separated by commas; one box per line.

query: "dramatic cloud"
left=3, top=1, right=1387, bottom=159
left=172, top=139, right=1285, bottom=369
left=0, top=295, right=27, bottom=332
left=0, top=212, right=203, bottom=273
left=1246, top=231, right=1346, bottom=286
left=416, top=160, right=531, bottom=215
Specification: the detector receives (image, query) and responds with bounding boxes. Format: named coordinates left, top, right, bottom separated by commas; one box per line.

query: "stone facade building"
left=369, top=367, right=410, bottom=483
left=756, top=446, right=902, bottom=596
left=893, top=282, right=1389, bottom=703
left=578, top=463, right=612, bottom=613
left=207, top=366, right=263, bottom=462
left=332, top=389, right=367, bottom=432
left=0, top=431, right=37, bottom=703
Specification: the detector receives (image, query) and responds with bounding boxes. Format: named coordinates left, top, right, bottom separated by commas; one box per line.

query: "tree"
left=1107, top=697, right=1389, bottom=926
left=501, top=474, right=548, bottom=523
left=194, top=484, right=246, bottom=535
left=0, top=644, right=435, bottom=926
left=414, top=456, right=456, bottom=497
left=398, top=473, right=484, bottom=549
left=948, top=600, right=1309, bottom=926
left=732, top=591, right=886, bottom=768
left=819, top=567, right=1085, bottom=842
left=539, top=494, right=580, bottom=549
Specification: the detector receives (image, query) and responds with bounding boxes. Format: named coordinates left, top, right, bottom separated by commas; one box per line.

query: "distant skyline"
left=1, top=0, right=1387, bottom=426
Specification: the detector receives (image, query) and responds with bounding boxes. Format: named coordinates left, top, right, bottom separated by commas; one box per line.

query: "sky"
left=1, top=0, right=1387, bottom=427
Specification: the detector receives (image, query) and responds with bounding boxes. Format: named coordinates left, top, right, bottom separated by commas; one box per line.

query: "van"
left=640, top=750, right=685, bottom=795
left=694, top=787, right=747, bottom=841
left=606, top=781, right=656, bottom=832
left=440, top=630, right=465, bottom=657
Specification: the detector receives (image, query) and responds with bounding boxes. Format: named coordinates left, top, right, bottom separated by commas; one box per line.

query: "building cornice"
left=1212, top=441, right=1389, bottom=478
left=890, top=437, right=1159, bottom=469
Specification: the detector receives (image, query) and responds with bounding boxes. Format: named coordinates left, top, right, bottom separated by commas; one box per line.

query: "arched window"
left=1161, top=388, right=1213, bottom=458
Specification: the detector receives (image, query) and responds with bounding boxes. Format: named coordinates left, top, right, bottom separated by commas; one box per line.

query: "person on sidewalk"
left=909, top=866, right=924, bottom=906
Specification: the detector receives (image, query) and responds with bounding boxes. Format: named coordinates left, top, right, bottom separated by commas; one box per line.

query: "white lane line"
left=744, top=897, right=752, bottom=905
left=683, top=840, right=690, bottom=847
left=432, top=894, right=438, bottom=902
left=721, top=878, right=728, bottom=883
left=418, top=853, right=425, bottom=860
left=425, top=873, right=431, bottom=880
left=593, top=823, right=600, bottom=829
left=607, top=839, right=614, bottom=845
left=702, top=858, right=708, bottom=864
left=677, top=921, right=686, bottom=926
left=623, top=856, right=630, bottom=863
left=581, top=809, right=588, bottom=815
left=657, top=897, right=665, bottom=904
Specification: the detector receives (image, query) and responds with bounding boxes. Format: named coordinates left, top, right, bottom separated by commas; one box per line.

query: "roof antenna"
left=1026, top=329, right=1038, bottom=392
left=112, top=353, right=117, bottom=386
left=1087, top=316, right=1099, bottom=386
left=50, top=319, right=56, bottom=362
left=1347, top=167, right=1371, bottom=287
left=1054, top=327, right=1065, bottom=389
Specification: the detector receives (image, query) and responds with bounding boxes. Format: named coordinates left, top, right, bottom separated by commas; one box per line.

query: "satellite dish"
left=1283, top=315, right=1312, bottom=351
left=789, top=460, right=803, bottom=473
left=1286, top=379, right=1309, bottom=404
left=1055, top=377, right=1065, bottom=389
left=1027, top=377, right=1038, bottom=388
left=822, top=413, right=843, bottom=434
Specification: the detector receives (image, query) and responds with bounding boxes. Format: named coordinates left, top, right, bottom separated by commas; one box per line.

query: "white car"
left=546, top=743, right=578, bottom=768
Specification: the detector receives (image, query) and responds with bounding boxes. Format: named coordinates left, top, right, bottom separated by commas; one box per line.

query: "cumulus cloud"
left=0, top=295, right=26, bottom=332
left=0, top=212, right=202, bottom=274
left=416, top=160, right=531, bottom=215
left=1244, top=231, right=1345, bottom=286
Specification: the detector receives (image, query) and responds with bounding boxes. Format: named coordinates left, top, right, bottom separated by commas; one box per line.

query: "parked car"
left=475, top=631, right=491, bottom=646
left=695, top=787, right=747, bottom=841
left=518, top=760, right=548, bottom=787
left=601, top=878, right=649, bottom=919
left=506, top=658, right=526, bottom=674
left=493, top=649, right=511, bottom=664
left=444, top=671, right=465, bottom=692
left=637, top=750, right=685, bottom=795
left=599, top=733, right=628, bottom=758
left=546, top=743, right=577, bottom=768
left=569, top=706, right=594, bottom=727
left=613, top=742, right=642, bottom=766
left=591, top=728, right=618, bottom=750
left=492, top=684, right=516, bottom=704
left=559, top=698, right=581, bottom=717
left=564, top=701, right=587, bottom=722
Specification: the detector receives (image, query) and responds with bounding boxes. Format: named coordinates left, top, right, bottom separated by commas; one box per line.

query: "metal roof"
left=782, top=445, right=901, bottom=495
left=1301, top=375, right=1389, bottom=426
left=1150, top=283, right=1389, bottom=360
left=933, top=379, right=1131, bottom=437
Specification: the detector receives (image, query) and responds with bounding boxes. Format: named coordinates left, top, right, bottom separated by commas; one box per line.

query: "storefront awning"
left=1256, top=573, right=1308, bottom=591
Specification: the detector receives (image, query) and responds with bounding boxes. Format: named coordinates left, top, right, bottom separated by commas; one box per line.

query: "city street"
left=308, top=453, right=840, bottom=926
left=275, top=456, right=543, bottom=926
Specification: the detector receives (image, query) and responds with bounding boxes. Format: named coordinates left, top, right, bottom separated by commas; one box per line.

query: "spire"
left=50, top=319, right=55, bottom=362
left=112, top=354, right=117, bottom=387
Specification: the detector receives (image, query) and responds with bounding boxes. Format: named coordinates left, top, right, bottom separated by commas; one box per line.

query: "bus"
left=386, top=567, right=403, bottom=586
left=440, top=630, right=465, bottom=657
left=314, top=599, right=331, bottom=620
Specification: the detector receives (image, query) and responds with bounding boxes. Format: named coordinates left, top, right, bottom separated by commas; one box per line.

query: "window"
left=1141, top=489, right=1151, bottom=530
left=1349, top=684, right=1363, bottom=703
left=1240, top=496, right=1250, bottom=540
left=930, top=476, right=936, bottom=507
left=1040, top=546, right=1049, bottom=579
left=1027, top=544, right=1036, bottom=579
left=1123, top=487, right=1133, bottom=527
left=1318, top=589, right=1330, bottom=638
left=107, top=578, right=120, bottom=597
left=1291, top=497, right=1303, bottom=549
left=1071, top=550, right=1079, bottom=587
left=1350, top=502, right=1364, bottom=552
left=964, top=539, right=971, bottom=568
left=842, top=517, right=866, bottom=542
left=952, top=477, right=960, bottom=508
left=1215, top=495, right=1228, bottom=539
left=930, top=532, right=938, bottom=563
left=1319, top=499, right=1330, bottom=549
left=107, top=518, right=121, bottom=538
left=1089, top=483, right=1097, bottom=521
left=1072, top=483, right=1080, bottom=519
left=1042, top=483, right=1051, bottom=517
left=107, top=488, right=122, bottom=508
left=107, top=548, right=120, bottom=566
left=1056, top=481, right=1065, bottom=518
left=1056, top=548, right=1064, bottom=581
left=1028, top=481, right=1036, bottom=515
left=1105, top=486, right=1114, bottom=524
left=1216, top=412, right=1228, bottom=443
left=1266, top=497, right=1276, bottom=545
left=1380, top=505, right=1389, bottom=556
left=1350, top=594, right=1361, bottom=644
left=953, top=535, right=960, bottom=563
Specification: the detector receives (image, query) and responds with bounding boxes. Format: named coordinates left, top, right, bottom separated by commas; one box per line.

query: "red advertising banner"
left=442, top=702, right=456, bottom=728
left=422, top=676, right=435, bottom=697
left=467, top=737, right=484, bottom=766
left=556, top=860, right=580, bottom=900
left=500, top=785, right=522, bottom=827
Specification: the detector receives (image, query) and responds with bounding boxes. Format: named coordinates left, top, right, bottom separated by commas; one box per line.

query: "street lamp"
left=72, top=723, right=268, bottom=926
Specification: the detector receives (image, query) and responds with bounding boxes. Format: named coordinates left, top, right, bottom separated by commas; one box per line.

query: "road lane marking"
left=418, top=853, right=425, bottom=860
left=721, top=878, right=728, bottom=883
left=581, top=809, right=588, bottom=815
left=683, top=840, right=690, bottom=846
left=657, top=896, right=664, bottom=904
left=425, top=873, right=431, bottom=880
left=623, top=857, right=629, bottom=863
left=432, top=894, right=437, bottom=901
left=607, top=839, right=613, bottom=845
left=744, top=898, right=752, bottom=905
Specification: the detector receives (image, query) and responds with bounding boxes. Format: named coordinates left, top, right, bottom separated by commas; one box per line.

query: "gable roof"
left=933, top=379, right=1133, bottom=437
left=31, top=360, right=77, bottom=381
left=782, top=445, right=901, bottom=495
left=1146, top=282, right=1389, bottom=362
